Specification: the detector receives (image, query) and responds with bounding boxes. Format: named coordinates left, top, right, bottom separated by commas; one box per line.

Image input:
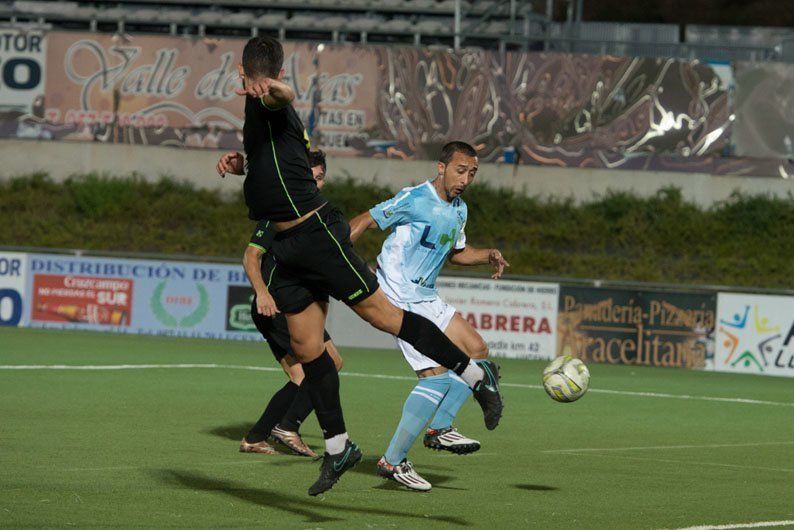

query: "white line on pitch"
left=668, top=520, right=794, bottom=530
left=544, top=441, right=794, bottom=453
left=1, top=363, right=793, bottom=408
left=558, top=452, right=794, bottom=474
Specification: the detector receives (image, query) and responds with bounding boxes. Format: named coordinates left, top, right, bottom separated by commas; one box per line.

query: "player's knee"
left=470, top=338, right=489, bottom=359
left=289, top=338, right=324, bottom=362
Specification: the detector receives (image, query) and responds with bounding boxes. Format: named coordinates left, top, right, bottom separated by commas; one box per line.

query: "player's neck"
left=430, top=178, right=452, bottom=203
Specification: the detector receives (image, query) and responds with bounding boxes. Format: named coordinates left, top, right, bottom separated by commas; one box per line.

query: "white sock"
left=325, top=432, right=349, bottom=455
left=459, top=361, right=484, bottom=389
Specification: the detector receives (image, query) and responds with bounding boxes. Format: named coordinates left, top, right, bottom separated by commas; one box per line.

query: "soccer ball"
left=542, top=355, right=590, bottom=403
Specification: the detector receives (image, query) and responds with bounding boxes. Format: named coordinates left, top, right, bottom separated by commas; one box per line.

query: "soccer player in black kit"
left=235, top=36, right=503, bottom=496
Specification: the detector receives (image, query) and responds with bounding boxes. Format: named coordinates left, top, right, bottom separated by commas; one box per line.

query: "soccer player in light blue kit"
left=349, top=141, right=509, bottom=491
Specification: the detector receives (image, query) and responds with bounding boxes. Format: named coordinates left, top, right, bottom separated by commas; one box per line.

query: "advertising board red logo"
left=31, top=274, right=133, bottom=326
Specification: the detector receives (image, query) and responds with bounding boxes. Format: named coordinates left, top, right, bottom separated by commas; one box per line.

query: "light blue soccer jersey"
left=370, top=180, right=467, bottom=302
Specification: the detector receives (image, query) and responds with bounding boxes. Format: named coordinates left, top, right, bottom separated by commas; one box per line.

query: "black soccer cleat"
left=424, top=427, right=481, bottom=455
left=307, top=439, right=362, bottom=496
left=472, top=360, right=503, bottom=430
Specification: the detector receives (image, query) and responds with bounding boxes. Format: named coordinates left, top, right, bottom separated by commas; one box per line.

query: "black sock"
left=302, top=350, right=346, bottom=440
left=397, top=310, right=470, bottom=375
left=245, top=381, right=300, bottom=443
left=278, top=382, right=313, bottom=432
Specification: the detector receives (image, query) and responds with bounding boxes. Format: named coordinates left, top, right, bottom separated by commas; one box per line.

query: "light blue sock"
left=428, top=371, right=472, bottom=430
left=384, top=374, right=450, bottom=465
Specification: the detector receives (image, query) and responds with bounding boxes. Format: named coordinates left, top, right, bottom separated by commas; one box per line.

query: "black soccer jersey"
left=243, top=96, right=326, bottom=221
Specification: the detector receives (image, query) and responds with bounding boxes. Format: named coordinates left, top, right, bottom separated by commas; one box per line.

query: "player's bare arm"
left=243, top=245, right=280, bottom=317
left=348, top=211, right=378, bottom=243
left=235, top=75, right=295, bottom=109
left=449, top=246, right=510, bottom=279
left=217, top=151, right=245, bottom=177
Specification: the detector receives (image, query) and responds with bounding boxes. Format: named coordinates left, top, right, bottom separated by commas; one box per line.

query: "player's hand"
left=217, top=151, right=245, bottom=177
left=256, top=290, right=280, bottom=317
left=235, top=77, right=273, bottom=98
left=489, top=249, right=510, bottom=279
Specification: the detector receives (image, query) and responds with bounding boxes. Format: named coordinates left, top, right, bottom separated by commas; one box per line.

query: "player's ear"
left=437, top=161, right=445, bottom=177
left=277, top=68, right=286, bottom=80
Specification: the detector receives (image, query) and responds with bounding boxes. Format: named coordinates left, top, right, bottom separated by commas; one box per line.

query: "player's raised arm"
left=449, top=246, right=510, bottom=279
left=349, top=211, right=379, bottom=243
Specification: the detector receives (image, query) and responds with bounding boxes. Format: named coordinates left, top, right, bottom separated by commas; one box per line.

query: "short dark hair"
left=439, top=141, right=477, bottom=165
left=308, top=149, right=326, bottom=172
left=242, top=36, right=284, bottom=78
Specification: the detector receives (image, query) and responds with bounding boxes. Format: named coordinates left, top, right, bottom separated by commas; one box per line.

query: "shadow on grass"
left=204, top=423, right=250, bottom=441
left=512, top=484, right=559, bottom=491
left=154, top=469, right=471, bottom=526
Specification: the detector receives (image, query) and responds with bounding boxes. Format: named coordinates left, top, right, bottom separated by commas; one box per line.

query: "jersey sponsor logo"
left=410, top=276, right=435, bottom=289
left=419, top=225, right=457, bottom=250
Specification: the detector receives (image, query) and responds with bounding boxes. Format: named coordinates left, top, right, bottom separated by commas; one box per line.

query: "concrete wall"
left=3, top=138, right=794, bottom=206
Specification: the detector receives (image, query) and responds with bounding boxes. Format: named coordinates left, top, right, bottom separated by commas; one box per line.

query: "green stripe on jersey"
left=267, top=121, right=301, bottom=218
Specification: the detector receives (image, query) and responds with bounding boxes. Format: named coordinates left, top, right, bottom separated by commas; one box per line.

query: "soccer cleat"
left=307, top=439, right=362, bottom=496
left=376, top=457, right=432, bottom=491
left=271, top=425, right=318, bottom=458
left=239, top=437, right=277, bottom=455
left=472, top=360, right=503, bottom=430
left=423, top=427, right=481, bottom=455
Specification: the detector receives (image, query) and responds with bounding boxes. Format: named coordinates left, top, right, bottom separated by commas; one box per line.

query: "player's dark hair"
left=308, top=149, right=327, bottom=173
left=439, top=141, right=477, bottom=164
left=242, top=36, right=284, bottom=78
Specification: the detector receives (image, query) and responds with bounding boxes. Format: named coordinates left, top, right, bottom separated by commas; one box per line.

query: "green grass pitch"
left=1, top=327, right=793, bottom=529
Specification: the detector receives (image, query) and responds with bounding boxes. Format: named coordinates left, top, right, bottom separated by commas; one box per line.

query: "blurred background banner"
left=436, top=277, right=558, bottom=360
left=556, top=286, right=716, bottom=369
left=5, top=31, right=379, bottom=150
left=732, top=62, right=794, bottom=160
left=716, top=292, right=794, bottom=377
left=25, top=253, right=259, bottom=341
left=0, top=252, right=28, bottom=327
left=2, top=30, right=747, bottom=166
left=0, top=28, right=46, bottom=113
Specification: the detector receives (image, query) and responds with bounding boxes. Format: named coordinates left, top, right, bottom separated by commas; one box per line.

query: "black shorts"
left=269, top=203, right=379, bottom=313
left=250, top=298, right=331, bottom=361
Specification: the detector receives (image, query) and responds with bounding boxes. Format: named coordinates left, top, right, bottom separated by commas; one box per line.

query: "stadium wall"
left=3, top=249, right=793, bottom=378
left=3, top=139, right=794, bottom=207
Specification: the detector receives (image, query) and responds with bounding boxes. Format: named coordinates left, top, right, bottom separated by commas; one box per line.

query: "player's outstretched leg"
left=424, top=372, right=480, bottom=454
left=377, top=374, right=449, bottom=491
left=352, top=290, right=503, bottom=428
left=285, top=302, right=361, bottom=496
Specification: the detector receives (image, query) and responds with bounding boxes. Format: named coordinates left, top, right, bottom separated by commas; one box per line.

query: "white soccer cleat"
left=423, top=427, right=481, bottom=455
left=376, top=456, right=432, bottom=491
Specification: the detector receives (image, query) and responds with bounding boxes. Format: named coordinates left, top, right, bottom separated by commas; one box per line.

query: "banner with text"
left=715, top=293, right=794, bottom=378
left=0, top=29, right=46, bottom=112
left=26, top=253, right=257, bottom=341
left=437, top=277, right=558, bottom=360
left=37, top=32, right=377, bottom=151
left=0, top=252, right=28, bottom=327
left=557, top=286, right=716, bottom=369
